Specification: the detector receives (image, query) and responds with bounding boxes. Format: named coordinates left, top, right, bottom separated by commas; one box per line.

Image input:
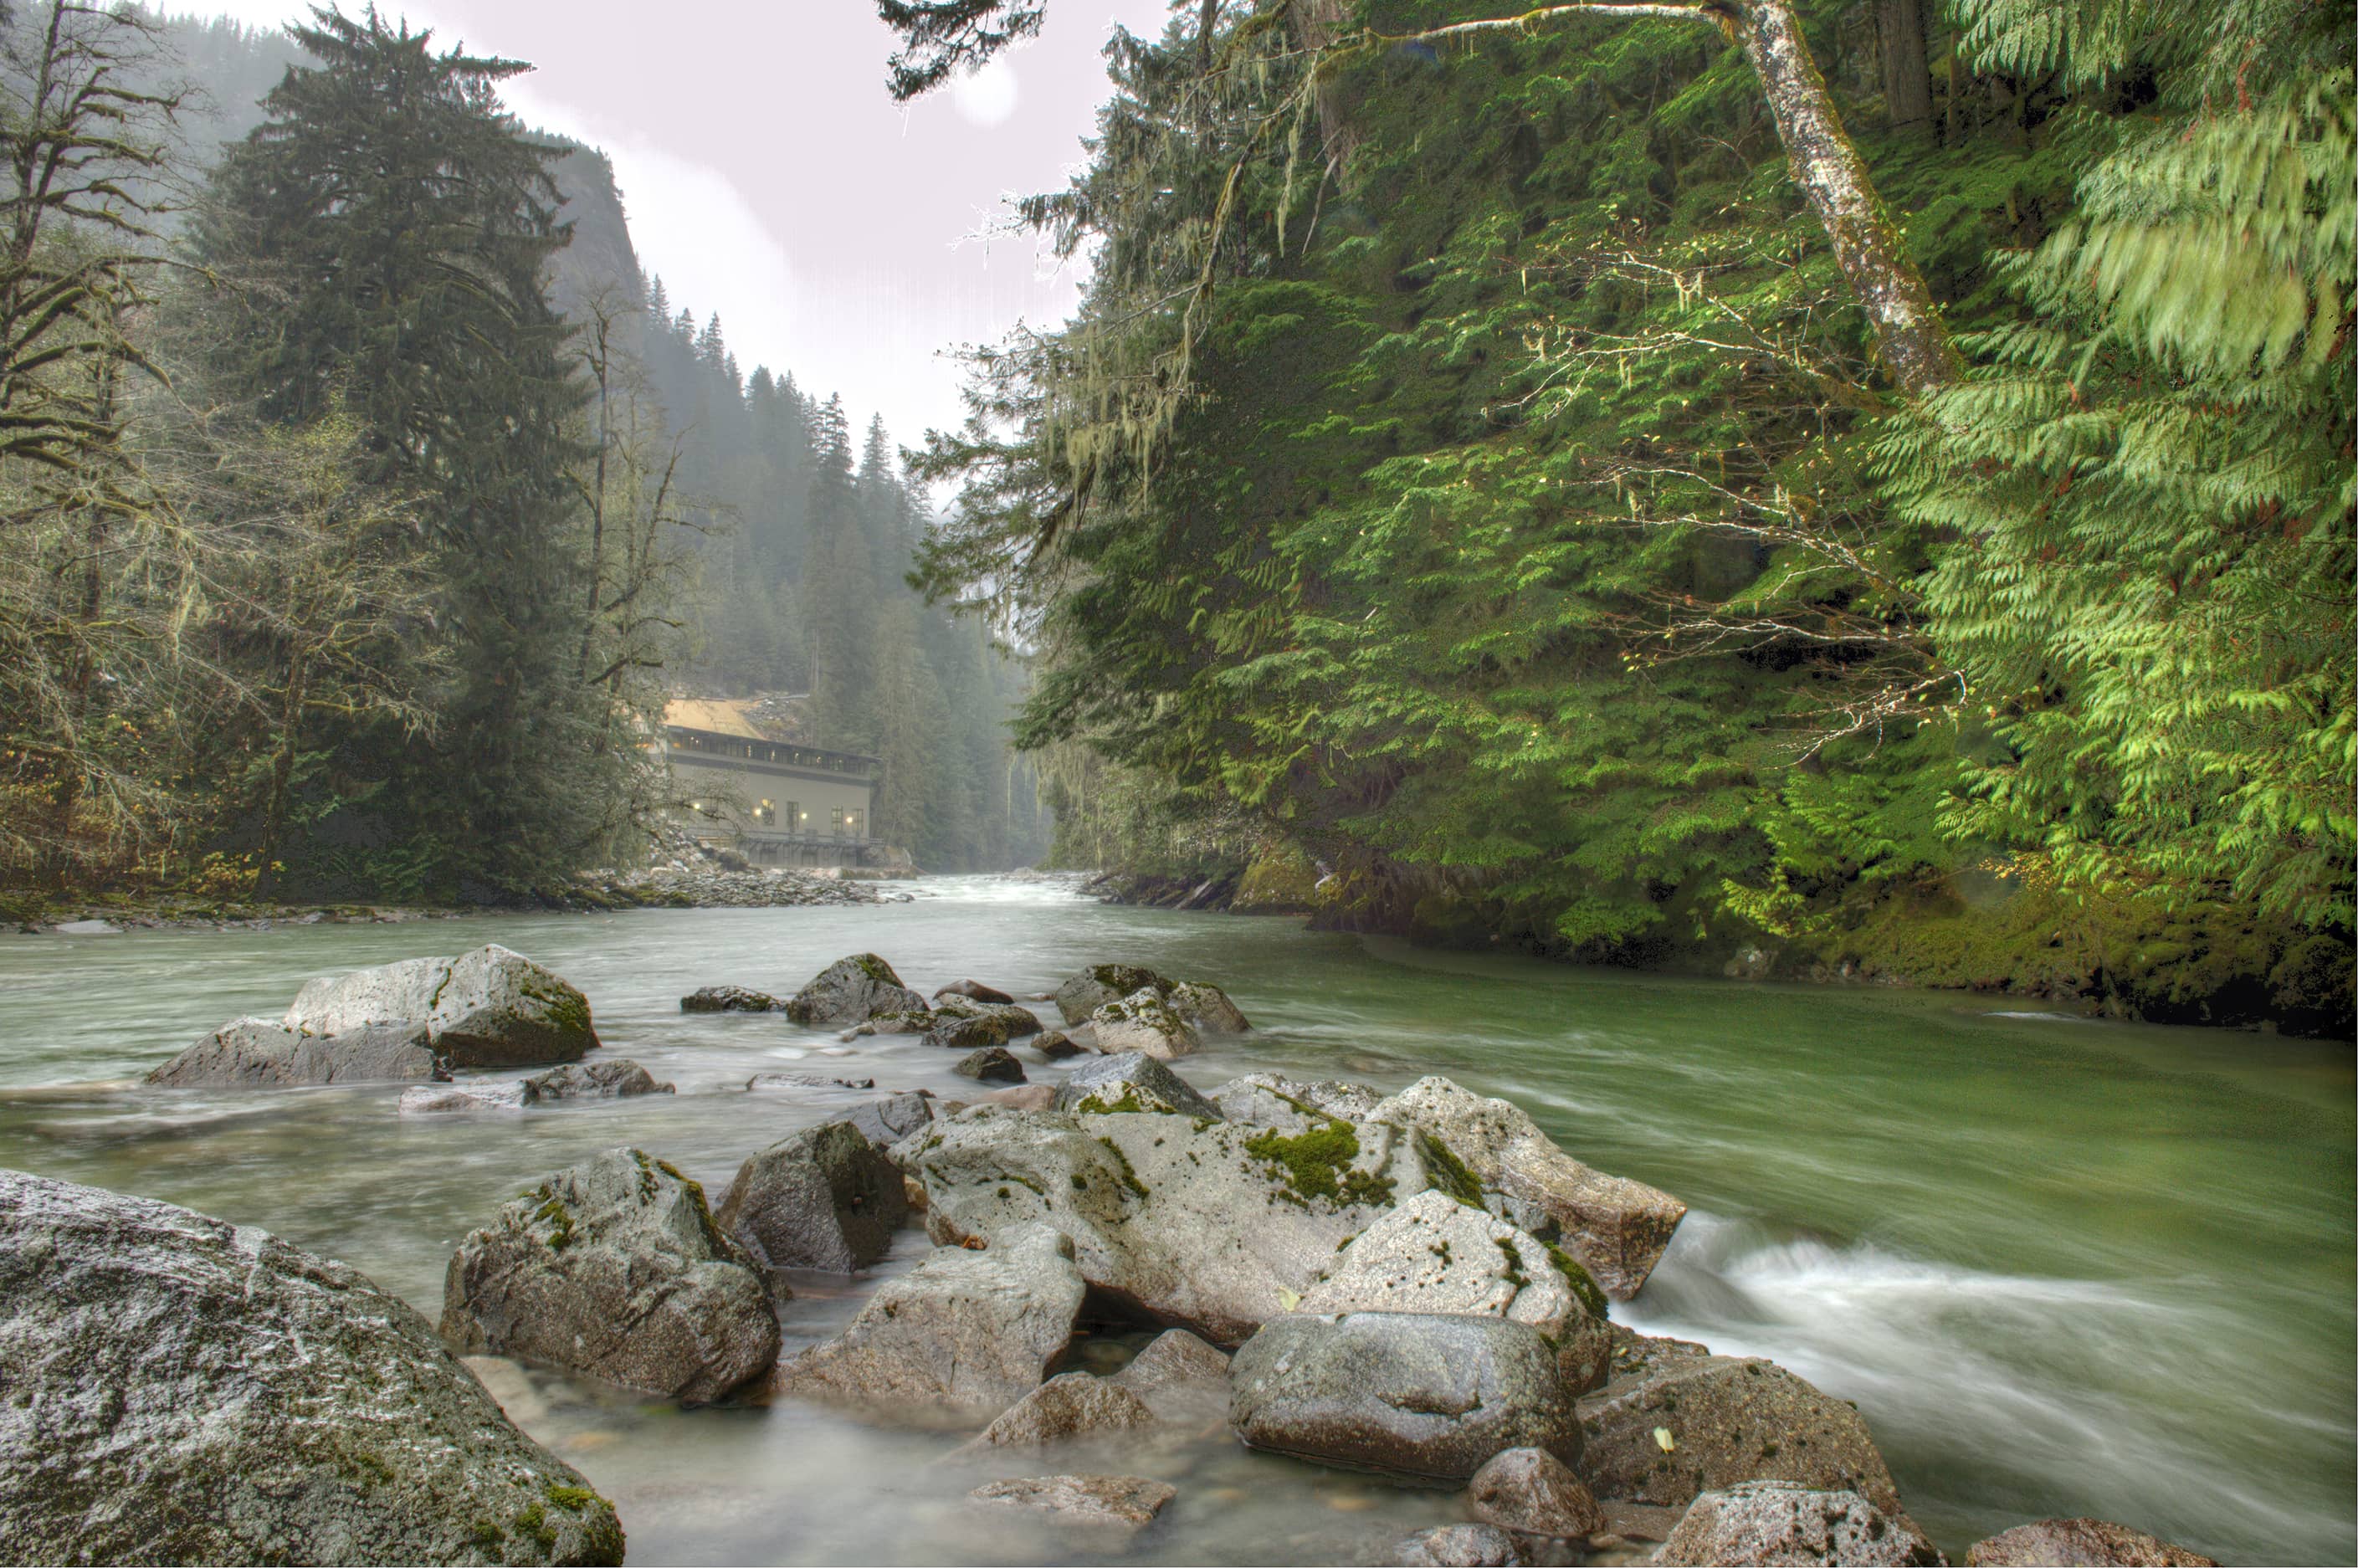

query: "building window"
left=844, top=809, right=863, bottom=838
left=754, top=799, right=775, bottom=826
left=788, top=801, right=802, bottom=832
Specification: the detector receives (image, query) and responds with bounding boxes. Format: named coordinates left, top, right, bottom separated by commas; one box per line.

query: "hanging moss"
left=1546, top=1242, right=1611, bottom=1321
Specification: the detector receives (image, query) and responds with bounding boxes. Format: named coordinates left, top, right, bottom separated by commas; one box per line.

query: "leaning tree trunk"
left=1287, top=0, right=1363, bottom=178
left=1876, top=0, right=1935, bottom=136
left=1727, top=0, right=1958, bottom=399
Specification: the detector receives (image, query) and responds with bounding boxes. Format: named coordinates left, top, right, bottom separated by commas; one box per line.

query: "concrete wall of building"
left=661, top=730, right=881, bottom=867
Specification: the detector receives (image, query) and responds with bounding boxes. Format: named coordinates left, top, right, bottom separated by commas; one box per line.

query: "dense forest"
left=0, top=4, right=1047, bottom=910
left=889, top=0, right=2355, bottom=1031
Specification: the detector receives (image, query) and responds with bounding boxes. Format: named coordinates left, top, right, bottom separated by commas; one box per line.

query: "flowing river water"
left=0, top=877, right=2350, bottom=1564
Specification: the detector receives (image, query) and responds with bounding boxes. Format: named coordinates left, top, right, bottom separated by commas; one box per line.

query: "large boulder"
left=715, top=1120, right=906, bottom=1273
left=1088, top=988, right=1200, bottom=1061
left=1052, top=964, right=1174, bottom=1025
left=782, top=954, right=928, bottom=1026
left=841, top=1090, right=937, bottom=1149
left=1165, top=980, right=1250, bottom=1034
left=1299, top=1188, right=1581, bottom=1340
left=1965, top=1519, right=2219, bottom=1566
left=1576, top=1347, right=1930, bottom=1556
left=966, top=1371, right=1156, bottom=1448
left=1052, top=1051, right=1220, bottom=1120
left=1230, top=1312, right=1582, bottom=1483
left=525, top=1060, right=672, bottom=1100
left=771, top=1222, right=1085, bottom=1418
left=681, top=984, right=785, bottom=1012
left=146, top=1017, right=443, bottom=1088
left=1213, top=1072, right=1385, bottom=1132
left=1467, top=1446, right=1604, bottom=1540
left=910, top=1104, right=1443, bottom=1345
left=1368, top=1076, right=1684, bottom=1299
left=928, top=1012, right=1024, bottom=1052
left=1653, top=1480, right=1940, bottom=1567
left=440, top=1148, right=779, bottom=1404
left=0, top=1171, right=623, bottom=1565
left=283, top=945, right=598, bottom=1069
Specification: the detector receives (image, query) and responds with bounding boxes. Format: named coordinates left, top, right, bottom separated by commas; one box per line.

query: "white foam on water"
left=1617, top=1211, right=2312, bottom=1558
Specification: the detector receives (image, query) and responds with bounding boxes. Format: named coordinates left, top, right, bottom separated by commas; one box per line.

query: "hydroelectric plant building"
left=658, top=699, right=883, bottom=868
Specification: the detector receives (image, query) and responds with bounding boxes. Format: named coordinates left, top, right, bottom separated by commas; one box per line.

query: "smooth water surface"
left=0, top=879, right=2349, bottom=1564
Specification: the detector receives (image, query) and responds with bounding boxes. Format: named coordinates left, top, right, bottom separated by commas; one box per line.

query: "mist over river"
left=1, top=877, right=2349, bottom=1565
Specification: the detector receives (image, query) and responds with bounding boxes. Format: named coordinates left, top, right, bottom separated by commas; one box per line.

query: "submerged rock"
left=680, top=984, right=786, bottom=1012
left=1299, top=1188, right=1581, bottom=1340
left=1396, top=1524, right=1530, bottom=1566
left=1652, top=1480, right=1940, bottom=1566
left=1212, top=1072, right=1385, bottom=1132
left=441, top=1147, right=778, bottom=1404
left=1229, top=1311, right=1582, bottom=1483
left=782, top=954, right=928, bottom=1027
left=912, top=1104, right=1442, bottom=1344
left=966, top=1371, right=1156, bottom=1448
left=1466, top=1447, right=1604, bottom=1540
left=1109, top=1328, right=1231, bottom=1417
left=1576, top=1347, right=1931, bottom=1556
left=1052, top=1051, right=1220, bottom=1119
left=399, top=1079, right=534, bottom=1115
left=1965, top=1519, right=2219, bottom=1566
left=1087, top=988, right=1200, bottom=1061
left=747, top=1071, right=874, bottom=1092
left=147, top=1017, right=443, bottom=1088
left=526, top=1059, right=672, bottom=1100
left=282, top=945, right=597, bottom=1069
left=1053, top=964, right=1175, bottom=1025
left=0, top=1171, right=623, bottom=1565
left=969, top=1473, right=1176, bottom=1532
left=1165, top=980, right=1250, bottom=1035
left=954, top=1046, right=1028, bottom=1084
left=771, top=1223, right=1085, bottom=1418
left=715, top=1120, right=906, bottom=1273
left=1367, top=1076, right=1684, bottom=1299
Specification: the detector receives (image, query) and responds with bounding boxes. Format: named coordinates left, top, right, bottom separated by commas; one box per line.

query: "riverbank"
left=1, top=889, right=2346, bottom=1562
left=1079, top=858, right=2357, bottom=1039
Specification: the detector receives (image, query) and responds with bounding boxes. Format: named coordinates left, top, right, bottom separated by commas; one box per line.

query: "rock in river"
left=0, top=1170, right=623, bottom=1565
left=1213, top=1071, right=1384, bottom=1132
left=1396, top=1524, right=1530, bottom=1566
left=840, top=1089, right=937, bottom=1150
left=910, top=1104, right=1445, bottom=1345
left=1965, top=1519, right=2219, bottom=1566
left=441, top=1147, right=779, bottom=1404
left=715, top=1120, right=906, bottom=1273
left=1576, top=1342, right=1933, bottom=1557
left=1368, top=1075, right=1684, bottom=1299
left=526, top=1059, right=672, bottom=1100
left=1165, top=980, right=1250, bottom=1035
left=1087, top=988, right=1201, bottom=1061
left=1229, top=1311, right=1582, bottom=1483
left=1299, top=1188, right=1581, bottom=1340
left=1652, top=1480, right=1940, bottom=1566
left=681, top=984, right=787, bottom=1012
left=147, top=1016, right=444, bottom=1088
left=1052, top=1051, right=1220, bottom=1119
left=969, top=1473, right=1176, bottom=1533
left=283, top=944, right=598, bottom=1069
left=771, top=1222, right=1085, bottom=1419
left=966, top=1371, right=1156, bottom=1449
left=1466, top=1447, right=1604, bottom=1540
left=1109, top=1328, right=1231, bottom=1418
left=936, top=978, right=1016, bottom=1005
left=1052, top=963, right=1175, bottom=1025
left=954, top=1046, right=1028, bottom=1084
left=782, top=954, right=928, bottom=1027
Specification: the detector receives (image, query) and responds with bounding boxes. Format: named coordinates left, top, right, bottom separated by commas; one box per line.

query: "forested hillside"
left=894, top=0, right=2354, bottom=1032
left=0, top=5, right=1046, bottom=910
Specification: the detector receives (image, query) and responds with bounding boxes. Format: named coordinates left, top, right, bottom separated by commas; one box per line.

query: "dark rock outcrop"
left=146, top=1017, right=443, bottom=1088
left=954, top=1047, right=1027, bottom=1084
left=1228, top=1312, right=1582, bottom=1483
left=771, top=1222, right=1085, bottom=1418
left=782, top=954, right=928, bottom=1027
left=680, top=984, right=786, bottom=1012
left=441, top=1148, right=778, bottom=1404
left=1652, top=1480, right=1940, bottom=1566
left=715, top=1120, right=906, bottom=1273
left=0, top=1171, right=623, bottom=1565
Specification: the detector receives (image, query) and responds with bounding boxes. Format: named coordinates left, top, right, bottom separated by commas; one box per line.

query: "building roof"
left=663, top=698, right=766, bottom=739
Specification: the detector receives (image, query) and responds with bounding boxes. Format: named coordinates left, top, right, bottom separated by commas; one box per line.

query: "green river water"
left=0, top=877, right=2349, bottom=1564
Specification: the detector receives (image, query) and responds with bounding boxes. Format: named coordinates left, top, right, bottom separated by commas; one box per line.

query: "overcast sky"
left=197, top=0, right=1174, bottom=448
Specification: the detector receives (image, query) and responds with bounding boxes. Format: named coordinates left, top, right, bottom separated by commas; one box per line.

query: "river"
left=1, top=877, right=2349, bottom=1564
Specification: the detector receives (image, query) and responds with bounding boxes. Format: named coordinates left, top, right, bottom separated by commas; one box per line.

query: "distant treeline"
left=0, top=4, right=1045, bottom=909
